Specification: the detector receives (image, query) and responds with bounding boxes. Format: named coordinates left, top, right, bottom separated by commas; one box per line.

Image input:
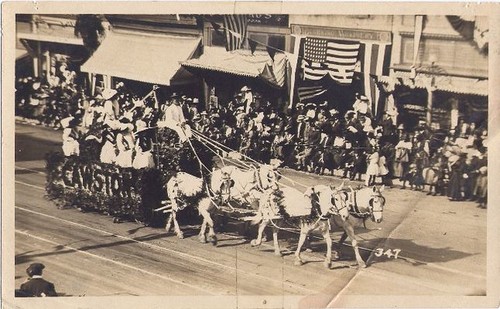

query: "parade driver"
left=158, top=93, right=192, bottom=142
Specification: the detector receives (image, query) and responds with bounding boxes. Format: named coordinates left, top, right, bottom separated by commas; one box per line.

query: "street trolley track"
left=16, top=165, right=484, bottom=294
left=15, top=176, right=483, bottom=283
left=15, top=229, right=217, bottom=295
left=15, top=205, right=317, bottom=294
left=15, top=165, right=379, bottom=252
left=15, top=202, right=319, bottom=295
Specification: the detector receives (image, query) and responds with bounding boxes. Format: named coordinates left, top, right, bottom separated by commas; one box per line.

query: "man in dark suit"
left=19, top=263, right=57, bottom=297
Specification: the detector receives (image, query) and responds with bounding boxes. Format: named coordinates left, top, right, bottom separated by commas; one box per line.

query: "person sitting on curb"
left=19, top=263, right=57, bottom=297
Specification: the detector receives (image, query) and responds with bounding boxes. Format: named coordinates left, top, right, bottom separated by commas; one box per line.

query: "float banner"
left=59, top=161, right=138, bottom=199
left=45, top=152, right=165, bottom=227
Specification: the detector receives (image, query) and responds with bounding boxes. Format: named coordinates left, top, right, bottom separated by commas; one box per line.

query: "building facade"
left=16, top=14, right=488, bottom=129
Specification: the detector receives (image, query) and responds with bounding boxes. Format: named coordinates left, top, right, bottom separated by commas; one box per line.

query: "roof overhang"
left=181, top=47, right=272, bottom=78
left=81, top=32, right=201, bottom=86
left=378, top=71, right=488, bottom=97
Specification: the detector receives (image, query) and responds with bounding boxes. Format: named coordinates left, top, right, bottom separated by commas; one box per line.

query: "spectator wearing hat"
left=181, top=96, right=191, bottom=120
left=241, top=86, right=254, bottom=113
left=393, top=134, right=412, bottom=180
left=318, top=101, right=328, bottom=115
left=296, top=121, right=321, bottom=172
left=317, top=115, right=333, bottom=147
left=305, top=103, right=317, bottom=120
left=447, top=154, right=464, bottom=201
left=462, top=156, right=477, bottom=200
left=293, top=102, right=306, bottom=119
left=19, top=263, right=57, bottom=297
left=353, top=94, right=371, bottom=117
left=233, top=92, right=245, bottom=110
left=329, top=110, right=343, bottom=135
left=188, top=98, right=200, bottom=122
left=295, top=115, right=307, bottom=143
left=158, top=93, right=192, bottom=142
left=381, top=109, right=397, bottom=136
left=344, top=110, right=363, bottom=146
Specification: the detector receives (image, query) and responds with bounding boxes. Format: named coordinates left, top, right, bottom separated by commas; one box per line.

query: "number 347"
left=374, top=248, right=401, bottom=259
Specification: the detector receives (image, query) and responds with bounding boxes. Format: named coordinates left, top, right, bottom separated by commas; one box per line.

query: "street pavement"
left=11, top=121, right=487, bottom=307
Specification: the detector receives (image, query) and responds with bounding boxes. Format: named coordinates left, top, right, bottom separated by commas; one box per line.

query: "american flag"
left=302, top=38, right=361, bottom=84
left=357, top=42, right=391, bottom=116
left=223, top=15, right=248, bottom=51
left=297, top=85, right=327, bottom=101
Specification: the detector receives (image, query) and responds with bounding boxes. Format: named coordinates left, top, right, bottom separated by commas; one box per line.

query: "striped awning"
left=378, top=71, right=488, bottom=97
left=181, top=47, right=271, bottom=78
left=81, top=32, right=201, bottom=86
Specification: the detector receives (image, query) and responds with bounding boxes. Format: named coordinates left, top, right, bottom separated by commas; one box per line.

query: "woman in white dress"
left=378, top=153, right=390, bottom=186
left=365, top=148, right=380, bottom=186
left=115, top=122, right=135, bottom=168
left=132, top=119, right=155, bottom=169
left=100, top=126, right=117, bottom=165
left=61, top=116, right=80, bottom=156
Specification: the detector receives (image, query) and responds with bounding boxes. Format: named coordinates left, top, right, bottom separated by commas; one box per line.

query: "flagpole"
left=288, top=35, right=302, bottom=110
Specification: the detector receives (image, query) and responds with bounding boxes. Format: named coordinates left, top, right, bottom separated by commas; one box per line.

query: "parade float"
left=45, top=87, right=213, bottom=227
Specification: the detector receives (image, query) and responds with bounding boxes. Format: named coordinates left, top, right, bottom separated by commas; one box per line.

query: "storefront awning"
left=378, top=71, right=488, bottom=97
left=17, top=29, right=83, bottom=46
left=181, top=47, right=272, bottom=78
left=81, top=32, right=201, bottom=86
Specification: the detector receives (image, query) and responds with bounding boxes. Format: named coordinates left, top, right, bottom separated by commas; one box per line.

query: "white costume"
left=133, top=121, right=155, bottom=169
left=100, top=130, right=117, bottom=164
left=62, top=128, right=80, bottom=156
left=115, top=126, right=134, bottom=168
left=61, top=117, right=80, bottom=156
left=366, top=151, right=380, bottom=176
left=158, top=104, right=192, bottom=142
left=133, top=140, right=155, bottom=169
left=353, top=98, right=370, bottom=115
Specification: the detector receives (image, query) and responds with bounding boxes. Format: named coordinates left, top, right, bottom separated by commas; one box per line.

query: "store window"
left=400, top=35, right=487, bottom=75
left=210, top=29, right=226, bottom=47
left=248, top=33, right=286, bottom=51
left=209, top=28, right=286, bottom=51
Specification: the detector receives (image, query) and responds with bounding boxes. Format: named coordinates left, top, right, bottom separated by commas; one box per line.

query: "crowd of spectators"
left=15, top=74, right=488, bottom=208
left=16, top=57, right=82, bottom=128
left=187, top=87, right=488, bottom=207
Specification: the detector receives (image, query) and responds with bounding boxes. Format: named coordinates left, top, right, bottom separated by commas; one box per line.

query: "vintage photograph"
left=3, top=3, right=498, bottom=308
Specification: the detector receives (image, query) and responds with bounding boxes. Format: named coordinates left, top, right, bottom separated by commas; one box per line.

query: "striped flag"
left=223, top=15, right=248, bottom=51
left=447, top=15, right=489, bottom=53
left=297, top=85, right=327, bottom=101
left=357, top=42, right=391, bottom=116
left=259, top=53, right=288, bottom=88
left=302, top=38, right=360, bottom=84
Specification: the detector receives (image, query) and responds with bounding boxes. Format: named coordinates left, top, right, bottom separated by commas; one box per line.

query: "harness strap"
left=346, top=189, right=371, bottom=218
